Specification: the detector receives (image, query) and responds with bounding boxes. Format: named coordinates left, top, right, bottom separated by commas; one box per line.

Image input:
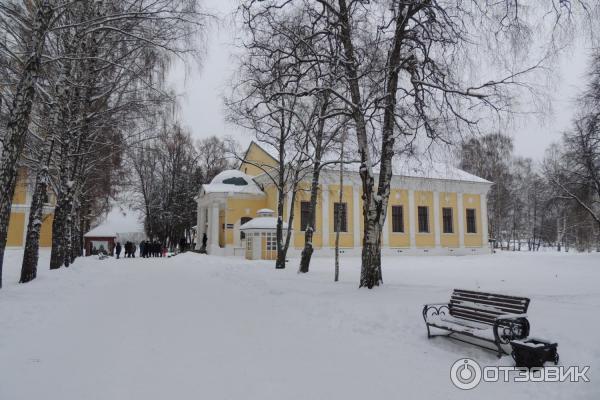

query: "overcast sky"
left=168, top=0, right=593, bottom=162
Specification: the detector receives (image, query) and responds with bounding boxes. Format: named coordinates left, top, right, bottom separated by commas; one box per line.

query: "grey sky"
left=169, top=0, right=591, bottom=162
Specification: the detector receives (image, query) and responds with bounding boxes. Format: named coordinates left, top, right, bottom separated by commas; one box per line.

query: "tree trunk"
left=0, top=0, right=54, bottom=288
left=298, top=94, right=329, bottom=273
left=275, top=181, right=286, bottom=269
left=337, top=0, right=407, bottom=288
left=298, top=169, right=320, bottom=273
left=20, top=139, right=55, bottom=283
left=334, top=140, right=344, bottom=282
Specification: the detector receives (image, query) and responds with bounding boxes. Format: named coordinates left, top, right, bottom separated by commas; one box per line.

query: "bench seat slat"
left=450, top=296, right=528, bottom=313
left=453, top=290, right=529, bottom=307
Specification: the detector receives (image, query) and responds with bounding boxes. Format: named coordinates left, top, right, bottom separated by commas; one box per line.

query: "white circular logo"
left=450, top=358, right=482, bottom=390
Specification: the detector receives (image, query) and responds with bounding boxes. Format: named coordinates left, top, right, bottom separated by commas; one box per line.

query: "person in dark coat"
left=139, top=241, right=145, bottom=258
left=179, top=237, right=186, bottom=253
left=115, top=242, right=122, bottom=259
left=201, top=233, right=207, bottom=253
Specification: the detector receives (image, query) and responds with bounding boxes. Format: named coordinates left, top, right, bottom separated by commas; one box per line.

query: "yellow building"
left=6, top=167, right=55, bottom=248
left=196, top=142, right=492, bottom=259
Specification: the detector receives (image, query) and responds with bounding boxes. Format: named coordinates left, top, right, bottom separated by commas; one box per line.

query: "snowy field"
left=1, top=250, right=599, bottom=400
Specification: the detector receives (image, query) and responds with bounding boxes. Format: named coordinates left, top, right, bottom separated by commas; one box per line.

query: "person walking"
left=139, top=241, right=145, bottom=258
left=115, top=242, right=122, bottom=259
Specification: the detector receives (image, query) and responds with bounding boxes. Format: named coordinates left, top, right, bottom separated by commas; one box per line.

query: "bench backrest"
left=449, top=289, right=530, bottom=326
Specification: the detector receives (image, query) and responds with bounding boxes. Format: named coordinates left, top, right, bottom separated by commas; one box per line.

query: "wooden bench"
left=422, top=289, right=531, bottom=357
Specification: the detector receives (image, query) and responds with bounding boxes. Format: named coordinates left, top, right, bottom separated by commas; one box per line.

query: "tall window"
left=392, top=206, right=404, bottom=233
left=418, top=206, right=429, bottom=233
left=442, top=208, right=453, bottom=234
left=300, top=201, right=311, bottom=231
left=240, top=217, right=252, bottom=240
left=466, top=209, right=477, bottom=233
left=334, top=202, right=347, bottom=232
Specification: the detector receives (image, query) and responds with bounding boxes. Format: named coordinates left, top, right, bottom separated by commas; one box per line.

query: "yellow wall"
left=12, top=168, right=28, bottom=205
left=387, top=189, right=410, bottom=248
left=463, top=194, right=483, bottom=247
left=439, top=192, right=459, bottom=248
left=327, top=185, right=355, bottom=248
left=414, top=191, right=434, bottom=248
left=225, top=197, right=268, bottom=246
left=7, top=212, right=25, bottom=247
left=264, top=185, right=278, bottom=212
left=239, top=142, right=278, bottom=177
left=219, top=210, right=225, bottom=247
left=40, top=213, right=54, bottom=247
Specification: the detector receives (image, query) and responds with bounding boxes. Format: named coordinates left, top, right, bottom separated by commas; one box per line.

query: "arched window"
left=240, top=217, right=252, bottom=240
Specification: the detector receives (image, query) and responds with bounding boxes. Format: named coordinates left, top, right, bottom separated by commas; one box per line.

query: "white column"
left=457, top=193, right=465, bottom=248
left=208, top=202, right=220, bottom=253
left=322, top=185, right=329, bottom=247
left=481, top=193, right=489, bottom=248
left=252, top=235, right=261, bottom=260
left=353, top=186, right=361, bottom=247
left=196, top=205, right=206, bottom=250
left=433, top=191, right=441, bottom=248
left=408, top=190, right=416, bottom=248
left=382, top=204, right=389, bottom=247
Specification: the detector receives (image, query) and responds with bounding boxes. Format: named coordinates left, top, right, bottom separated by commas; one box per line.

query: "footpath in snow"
left=0, top=249, right=599, bottom=400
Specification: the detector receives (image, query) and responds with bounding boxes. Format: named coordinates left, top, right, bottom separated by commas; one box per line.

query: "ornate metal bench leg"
left=426, top=324, right=431, bottom=338
left=495, top=341, right=504, bottom=358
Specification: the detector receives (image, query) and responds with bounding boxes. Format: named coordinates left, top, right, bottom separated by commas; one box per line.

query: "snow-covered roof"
left=240, top=217, right=288, bottom=231
left=392, top=159, right=491, bottom=183
left=338, top=157, right=490, bottom=184
left=84, top=206, right=145, bottom=238
left=202, top=169, right=264, bottom=195
left=257, top=208, right=274, bottom=214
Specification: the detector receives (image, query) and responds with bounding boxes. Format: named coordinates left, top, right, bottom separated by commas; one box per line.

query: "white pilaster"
left=353, top=186, right=361, bottom=247
left=408, top=190, right=416, bottom=248
left=322, top=185, right=329, bottom=247
left=433, top=191, right=441, bottom=248
left=481, top=193, right=489, bottom=247
left=457, top=193, right=465, bottom=248
left=382, top=204, right=389, bottom=247
left=208, top=202, right=220, bottom=253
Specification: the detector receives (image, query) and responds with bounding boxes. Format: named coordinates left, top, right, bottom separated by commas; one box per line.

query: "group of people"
left=115, top=241, right=139, bottom=259
left=139, top=241, right=167, bottom=258
left=114, top=240, right=166, bottom=259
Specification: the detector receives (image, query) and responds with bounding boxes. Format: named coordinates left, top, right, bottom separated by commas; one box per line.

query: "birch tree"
left=0, top=0, right=55, bottom=288
left=0, top=0, right=207, bottom=283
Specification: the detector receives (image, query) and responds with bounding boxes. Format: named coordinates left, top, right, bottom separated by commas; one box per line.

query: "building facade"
left=6, top=167, right=56, bottom=249
left=196, top=142, right=493, bottom=259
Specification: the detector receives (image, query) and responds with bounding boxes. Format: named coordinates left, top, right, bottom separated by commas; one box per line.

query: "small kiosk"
left=240, top=209, right=289, bottom=260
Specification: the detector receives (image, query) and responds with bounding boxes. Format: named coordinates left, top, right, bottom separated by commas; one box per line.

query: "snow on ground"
left=1, top=250, right=599, bottom=400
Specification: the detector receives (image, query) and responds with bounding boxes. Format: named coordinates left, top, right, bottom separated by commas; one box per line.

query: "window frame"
left=391, top=205, right=404, bottom=233
left=333, top=202, right=348, bottom=233
left=466, top=208, right=477, bottom=234
left=417, top=206, right=430, bottom=233
left=442, top=207, right=454, bottom=234
left=300, top=201, right=311, bottom=232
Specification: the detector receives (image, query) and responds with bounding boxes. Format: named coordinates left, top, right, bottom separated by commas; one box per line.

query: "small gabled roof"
left=84, top=206, right=145, bottom=238
left=240, top=217, right=288, bottom=231
left=240, top=141, right=278, bottom=166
